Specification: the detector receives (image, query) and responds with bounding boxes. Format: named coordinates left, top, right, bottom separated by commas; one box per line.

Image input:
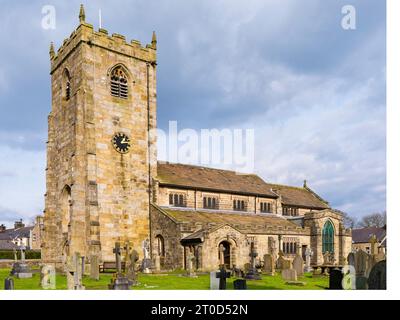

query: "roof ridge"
left=157, top=161, right=256, bottom=176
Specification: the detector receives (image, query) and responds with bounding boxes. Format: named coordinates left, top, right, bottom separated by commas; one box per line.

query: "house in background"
left=351, top=226, right=386, bottom=254
left=0, top=218, right=43, bottom=251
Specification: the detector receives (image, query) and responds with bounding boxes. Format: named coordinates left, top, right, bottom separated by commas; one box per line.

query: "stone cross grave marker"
left=114, top=242, right=122, bottom=275
left=245, top=241, right=261, bottom=280
left=216, top=267, right=231, bottom=290
left=10, top=246, right=32, bottom=279
left=108, top=242, right=133, bottom=290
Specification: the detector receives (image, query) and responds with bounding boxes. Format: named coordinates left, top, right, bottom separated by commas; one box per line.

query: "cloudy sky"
left=0, top=0, right=385, bottom=227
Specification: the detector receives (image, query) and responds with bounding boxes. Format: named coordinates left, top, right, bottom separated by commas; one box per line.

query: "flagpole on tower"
left=99, top=9, right=102, bottom=29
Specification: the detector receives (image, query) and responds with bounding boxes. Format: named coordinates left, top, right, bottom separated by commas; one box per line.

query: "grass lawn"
left=0, top=268, right=328, bottom=290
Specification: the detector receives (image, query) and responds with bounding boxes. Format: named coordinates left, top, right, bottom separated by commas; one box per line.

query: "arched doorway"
left=218, top=241, right=231, bottom=268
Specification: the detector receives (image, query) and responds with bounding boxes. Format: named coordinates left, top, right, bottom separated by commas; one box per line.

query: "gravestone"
left=367, top=260, right=386, bottom=290
left=347, top=252, right=355, bottom=267
left=263, top=254, right=274, bottom=276
left=126, top=248, right=139, bottom=284
left=293, top=254, right=304, bottom=277
left=108, top=242, right=133, bottom=290
left=354, top=250, right=369, bottom=289
left=304, top=248, right=313, bottom=272
left=329, top=268, right=343, bottom=290
left=282, top=269, right=297, bottom=281
left=4, top=277, right=14, bottom=290
left=233, top=279, right=247, bottom=290
left=40, top=264, right=56, bottom=289
left=209, top=271, right=219, bottom=290
left=276, top=251, right=287, bottom=270
left=141, top=238, right=152, bottom=273
left=216, top=267, right=231, bottom=290
left=154, top=254, right=161, bottom=272
left=89, top=255, right=99, bottom=281
left=244, top=241, right=261, bottom=280
left=66, top=252, right=85, bottom=290
left=10, top=246, right=32, bottom=279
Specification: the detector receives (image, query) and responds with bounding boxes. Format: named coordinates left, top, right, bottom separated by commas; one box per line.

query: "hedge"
left=0, top=250, right=41, bottom=260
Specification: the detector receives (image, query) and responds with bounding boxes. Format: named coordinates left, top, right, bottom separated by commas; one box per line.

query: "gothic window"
left=110, top=66, right=128, bottom=99
left=203, top=196, right=218, bottom=209
left=260, top=202, right=272, bottom=213
left=156, top=235, right=165, bottom=257
left=233, top=199, right=246, bottom=211
left=322, top=220, right=334, bottom=254
left=169, top=193, right=186, bottom=207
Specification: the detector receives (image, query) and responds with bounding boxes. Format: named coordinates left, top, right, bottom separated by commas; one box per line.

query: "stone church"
left=42, top=6, right=352, bottom=271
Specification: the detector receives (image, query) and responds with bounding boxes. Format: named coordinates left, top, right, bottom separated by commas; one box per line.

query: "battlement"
left=50, top=5, right=156, bottom=74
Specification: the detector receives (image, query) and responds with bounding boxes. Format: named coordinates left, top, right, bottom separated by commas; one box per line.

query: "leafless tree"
left=356, top=211, right=386, bottom=228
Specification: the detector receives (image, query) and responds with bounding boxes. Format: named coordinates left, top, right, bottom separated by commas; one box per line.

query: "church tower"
left=43, top=5, right=157, bottom=266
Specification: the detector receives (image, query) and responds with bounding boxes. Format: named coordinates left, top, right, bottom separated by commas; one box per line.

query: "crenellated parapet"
left=50, top=4, right=156, bottom=74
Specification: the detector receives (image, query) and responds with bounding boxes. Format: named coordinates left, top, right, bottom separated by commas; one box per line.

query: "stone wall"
left=43, top=20, right=157, bottom=266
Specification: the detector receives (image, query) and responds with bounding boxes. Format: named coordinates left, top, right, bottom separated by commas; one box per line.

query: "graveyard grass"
left=0, top=269, right=328, bottom=290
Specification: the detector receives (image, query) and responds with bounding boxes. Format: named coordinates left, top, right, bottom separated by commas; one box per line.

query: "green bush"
left=0, top=250, right=41, bottom=260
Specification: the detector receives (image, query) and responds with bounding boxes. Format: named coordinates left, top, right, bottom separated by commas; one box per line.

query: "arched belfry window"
left=322, top=220, right=334, bottom=253
left=110, top=66, right=128, bottom=99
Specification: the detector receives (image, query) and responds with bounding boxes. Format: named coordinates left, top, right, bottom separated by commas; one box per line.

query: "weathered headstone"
left=293, top=254, right=304, bottom=277
left=276, top=251, right=286, bottom=270
left=233, top=279, right=247, bottom=290
left=40, top=264, right=56, bottom=289
left=126, top=249, right=139, bottom=284
left=354, top=250, right=369, bottom=289
left=210, top=271, right=219, bottom=290
left=154, top=254, right=161, bottom=272
left=66, top=252, right=85, bottom=290
left=4, top=277, right=14, bottom=290
left=347, top=252, right=355, bottom=267
left=89, top=255, right=99, bottom=281
left=329, top=268, right=343, bottom=290
left=367, top=260, right=386, bottom=290
left=263, top=254, right=274, bottom=275
left=282, top=269, right=297, bottom=281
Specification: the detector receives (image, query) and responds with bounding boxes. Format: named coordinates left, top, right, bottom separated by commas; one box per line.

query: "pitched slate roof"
left=352, top=227, right=386, bottom=244
left=160, top=207, right=305, bottom=234
left=0, top=226, right=33, bottom=241
left=157, top=162, right=329, bottom=209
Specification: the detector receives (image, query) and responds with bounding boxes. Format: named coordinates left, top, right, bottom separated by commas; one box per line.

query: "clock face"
left=112, top=132, right=131, bottom=154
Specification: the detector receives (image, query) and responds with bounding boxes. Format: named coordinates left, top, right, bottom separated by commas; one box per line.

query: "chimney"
left=0, top=224, right=6, bottom=232
left=14, top=219, right=25, bottom=229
